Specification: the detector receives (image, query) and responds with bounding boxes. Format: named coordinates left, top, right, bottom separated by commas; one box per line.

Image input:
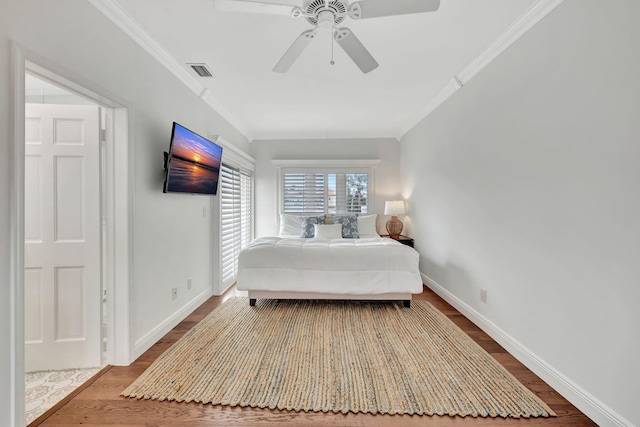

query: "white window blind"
left=282, top=171, right=368, bottom=214
left=282, top=173, right=325, bottom=213
left=220, top=163, right=252, bottom=287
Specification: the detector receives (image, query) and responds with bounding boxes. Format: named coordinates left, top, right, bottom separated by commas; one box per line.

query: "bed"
left=236, top=214, right=423, bottom=307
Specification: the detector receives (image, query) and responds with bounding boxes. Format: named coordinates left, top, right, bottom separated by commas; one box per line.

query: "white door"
left=24, top=103, right=102, bottom=371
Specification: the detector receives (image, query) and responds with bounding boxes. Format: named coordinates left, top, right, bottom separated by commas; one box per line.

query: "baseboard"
left=422, top=272, right=632, bottom=427
left=131, top=287, right=212, bottom=362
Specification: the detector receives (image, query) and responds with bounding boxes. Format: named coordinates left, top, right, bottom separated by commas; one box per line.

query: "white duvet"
left=236, top=237, right=423, bottom=295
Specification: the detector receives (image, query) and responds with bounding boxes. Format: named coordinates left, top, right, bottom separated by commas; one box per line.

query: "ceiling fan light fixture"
left=317, top=10, right=335, bottom=28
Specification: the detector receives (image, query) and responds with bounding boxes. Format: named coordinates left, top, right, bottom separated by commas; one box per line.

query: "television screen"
left=163, top=122, right=223, bottom=195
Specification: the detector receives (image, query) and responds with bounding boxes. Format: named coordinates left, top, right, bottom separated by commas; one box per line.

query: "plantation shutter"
left=332, top=174, right=347, bottom=214
left=282, top=170, right=369, bottom=214
left=220, top=163, right=252, bottom=287
left=328, top=173, right=368, bottom=214
left=282, top=173, right=325, bottom=213
left=240, top=171, right=252, bottom=250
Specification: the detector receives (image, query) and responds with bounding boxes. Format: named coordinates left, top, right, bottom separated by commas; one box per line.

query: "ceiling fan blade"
left=350, top=0, right=440, bottom=20
left=334, top=27, right=378, bottom=73
left=214, top=0, right=294, bottom=16
left=273, top=29, right=316, bottom=73
left=218, top=0, right=302, bottom=7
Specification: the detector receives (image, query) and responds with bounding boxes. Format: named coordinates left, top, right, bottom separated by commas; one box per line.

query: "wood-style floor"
left=33, top=286, right=596, bottom=426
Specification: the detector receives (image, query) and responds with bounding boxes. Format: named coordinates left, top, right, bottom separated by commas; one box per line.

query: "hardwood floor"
left=34, top=287, right=596, bottom=426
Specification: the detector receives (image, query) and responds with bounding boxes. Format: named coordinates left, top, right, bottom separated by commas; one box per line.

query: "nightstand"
left=382, top=235, right=414, bottom=248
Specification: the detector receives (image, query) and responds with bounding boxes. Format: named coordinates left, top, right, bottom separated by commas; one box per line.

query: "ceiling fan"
left=217, top=0, right=440, bottom=73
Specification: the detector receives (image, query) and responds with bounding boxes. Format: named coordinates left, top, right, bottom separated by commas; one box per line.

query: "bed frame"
left=247, top=290, right=412, bottom=308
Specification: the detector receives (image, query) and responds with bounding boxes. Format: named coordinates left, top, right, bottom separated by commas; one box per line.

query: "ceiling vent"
left=187, top=63, right=214, bottom=78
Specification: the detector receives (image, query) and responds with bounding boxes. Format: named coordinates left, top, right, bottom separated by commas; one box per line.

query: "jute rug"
left=122, top=298, right=556, bottom=418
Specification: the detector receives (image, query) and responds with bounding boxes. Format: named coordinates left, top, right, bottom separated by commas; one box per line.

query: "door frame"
left=10, top=43, right=132, bottom=425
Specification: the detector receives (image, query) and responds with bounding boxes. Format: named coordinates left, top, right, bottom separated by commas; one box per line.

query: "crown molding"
left=398, top=78, right=461, bottom=136
left=214, top=136, right=256, bottom=172
left=249, top=129, right=401, bottom=142
left=272, top=159, right=380, bottom=167
left=457, top=0, right=566, bottom=83
left=87, top=0, right=250, bottom=138
left=399, top=0, right=565, bottom=137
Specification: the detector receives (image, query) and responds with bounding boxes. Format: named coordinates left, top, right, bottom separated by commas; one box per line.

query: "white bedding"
left=236, top=237, right=423, bottom=296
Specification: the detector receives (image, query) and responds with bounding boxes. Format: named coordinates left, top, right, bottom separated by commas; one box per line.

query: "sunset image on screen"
left=165, top=123, right=223, bottom=195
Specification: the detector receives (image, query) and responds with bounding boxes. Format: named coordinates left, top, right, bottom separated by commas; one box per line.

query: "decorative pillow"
left=279, top=214, right=304, bottom=237
left=300, top=215, right=326, bottom=238
left=357, top=214, right=379, bottom=237
left=313, top=223, right=343, bottom=239
left=331, top=214, right=359, bottom=238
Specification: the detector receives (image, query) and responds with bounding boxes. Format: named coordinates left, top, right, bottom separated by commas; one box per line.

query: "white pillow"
left=313, top=223, right=343, bottom=239
left=357, top=214, right=379, bottom=237
left=279, top=214, right=304, bottom=237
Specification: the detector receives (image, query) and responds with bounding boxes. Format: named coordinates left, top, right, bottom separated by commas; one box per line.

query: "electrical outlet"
left=171, top=287, right=178, bottom=300
left=480, top=289, right=487, bottom=303
left=187, top=278, right=192, bottom=290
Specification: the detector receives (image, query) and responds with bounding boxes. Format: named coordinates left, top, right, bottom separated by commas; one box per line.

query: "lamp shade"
left=384, top=200, right=405, bottom=216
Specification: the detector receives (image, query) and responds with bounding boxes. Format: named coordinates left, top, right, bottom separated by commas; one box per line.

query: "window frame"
left=274, top=159, right=379, bottom=216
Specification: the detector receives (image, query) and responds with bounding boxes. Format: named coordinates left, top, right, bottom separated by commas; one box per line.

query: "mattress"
left=236, top=237, right=423, bottom=295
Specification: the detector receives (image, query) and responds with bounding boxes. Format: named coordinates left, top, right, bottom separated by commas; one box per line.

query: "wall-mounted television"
left=163, top=122, right=223, bottom=195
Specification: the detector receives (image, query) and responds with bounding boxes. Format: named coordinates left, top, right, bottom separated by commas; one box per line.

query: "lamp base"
left=386, top=215, right=403, bottom=239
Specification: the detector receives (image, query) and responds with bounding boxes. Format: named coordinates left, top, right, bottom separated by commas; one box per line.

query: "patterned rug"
left=26, top=367, right=102, bottom=425
left=122, top=298, right=555, bottom=418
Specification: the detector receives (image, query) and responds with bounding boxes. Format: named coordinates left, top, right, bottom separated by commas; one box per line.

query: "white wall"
left=0, top=59, right=12, bottom=427
left=250, top=138, right=402, bottom=237
left=401, top=1, right=639, bottom=425
left=0, top=1, right=248, bottom=424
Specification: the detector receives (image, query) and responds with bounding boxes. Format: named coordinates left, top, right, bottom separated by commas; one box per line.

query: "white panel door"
left=24, top=104, right=102, bottom=371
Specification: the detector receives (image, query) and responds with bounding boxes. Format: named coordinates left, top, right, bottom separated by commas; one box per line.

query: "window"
left=282, top=173, right=325, bottom=213
left=327, top=173, right=368, bottom=214
left=281, top=168, right=371, bottom=214
left=220, top=163, right=252, bottom=287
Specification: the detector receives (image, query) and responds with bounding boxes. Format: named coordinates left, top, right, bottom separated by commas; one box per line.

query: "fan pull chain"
left=330, top=27, right=335, bottom=65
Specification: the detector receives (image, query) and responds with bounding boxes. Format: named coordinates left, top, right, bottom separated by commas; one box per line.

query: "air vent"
left=187, top=63, right=214, bottom=78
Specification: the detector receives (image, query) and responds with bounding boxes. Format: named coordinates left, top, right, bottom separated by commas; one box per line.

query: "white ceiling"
left=93, top=0, right=549, bottom=141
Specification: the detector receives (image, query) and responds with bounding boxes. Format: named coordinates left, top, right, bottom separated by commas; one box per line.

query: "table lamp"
left=384, top=200, right=405, bottom=239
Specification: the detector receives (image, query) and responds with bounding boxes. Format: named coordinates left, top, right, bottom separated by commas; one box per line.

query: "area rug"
left=122, top=298, right=555, bottom=418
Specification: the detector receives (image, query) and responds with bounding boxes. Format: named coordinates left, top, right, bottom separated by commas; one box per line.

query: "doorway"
left=23, top=74, right=106, bottom=424
left=10, top=47, right=131, bottom=427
